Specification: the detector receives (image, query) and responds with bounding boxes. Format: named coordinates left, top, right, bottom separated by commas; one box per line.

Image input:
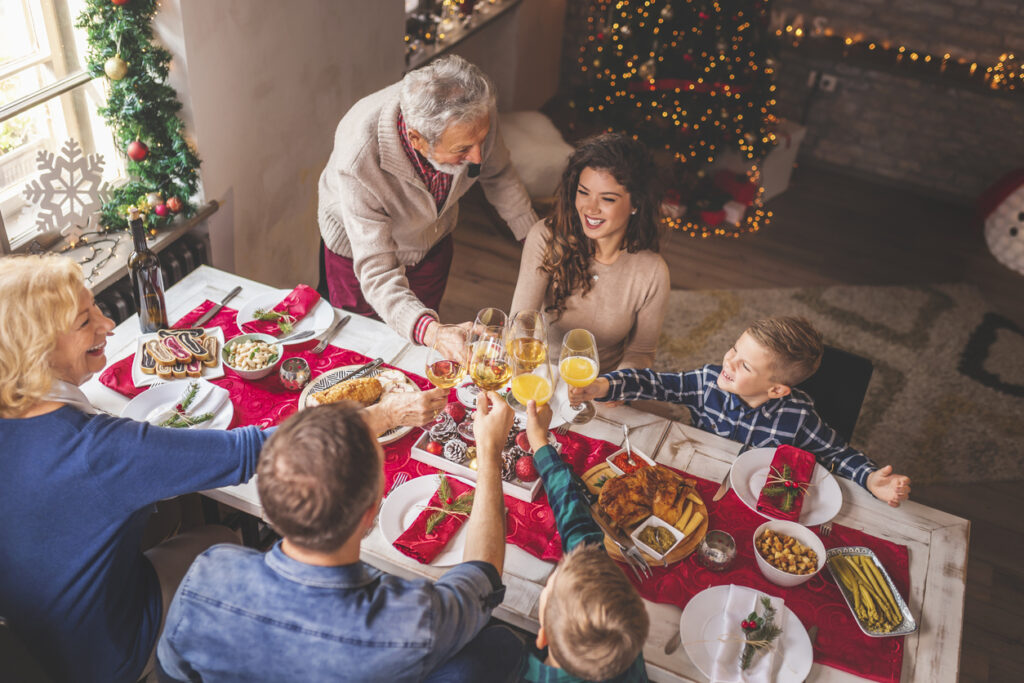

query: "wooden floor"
left=442, top=164, right=1024, bottom=683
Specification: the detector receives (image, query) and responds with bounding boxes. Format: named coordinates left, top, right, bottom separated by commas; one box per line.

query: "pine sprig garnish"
left=739, top=596, right=783, bottom=670
left=424, top=475, right=474, bottom=534
left=158, top=381, right=214, bottom=428
left=761, top=464, right=807, bottom=512
left=252, top=308, right=295, bottom=335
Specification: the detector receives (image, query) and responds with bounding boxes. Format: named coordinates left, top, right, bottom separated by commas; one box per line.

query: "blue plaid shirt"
left=516, top=446, right=648, bottom=683
left=601, top=365, right=878, bottom=489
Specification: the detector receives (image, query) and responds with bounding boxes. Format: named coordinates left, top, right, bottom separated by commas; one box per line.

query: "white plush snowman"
left=978, top=169, right=1024, bottom=276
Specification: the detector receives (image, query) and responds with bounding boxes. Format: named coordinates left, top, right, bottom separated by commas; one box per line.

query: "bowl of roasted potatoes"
left=752, top=520, right=826, bottom=587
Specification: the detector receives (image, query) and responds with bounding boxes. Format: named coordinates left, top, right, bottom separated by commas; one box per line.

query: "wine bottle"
left=128, top=208, right=169, bottom=333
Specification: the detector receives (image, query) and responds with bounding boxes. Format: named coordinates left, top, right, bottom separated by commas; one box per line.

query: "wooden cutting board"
left=582, top=462, right=708, bottom=567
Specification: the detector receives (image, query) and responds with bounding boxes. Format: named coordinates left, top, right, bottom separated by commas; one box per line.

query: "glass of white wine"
left=505, top=310, right=547, bottom=410
left=425, top=324, right=467, bottom=389
left=558, top=328, right=599, bottom=424
left=464, top=308, right=508, bottom=398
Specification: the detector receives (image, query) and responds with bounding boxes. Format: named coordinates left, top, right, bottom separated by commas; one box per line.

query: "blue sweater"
left=0, top=406, right=267, bottom=683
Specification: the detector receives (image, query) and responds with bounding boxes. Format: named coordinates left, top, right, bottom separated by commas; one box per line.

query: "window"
left=0, top=0, right=124, bottom=253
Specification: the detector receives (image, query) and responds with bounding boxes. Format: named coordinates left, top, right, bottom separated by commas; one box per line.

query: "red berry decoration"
left=515, top=455, right=539, bottom=482
left=445, top=497, right=454, bottom=505
left=425, top=440, right=443, bottom=456
left=126, top=140, right=148, bottom=162
left=166, top=196, right=183, bottom=214
left=443, top=402, right=466, bottom=423
left=154, top=203, right=168, bottom=217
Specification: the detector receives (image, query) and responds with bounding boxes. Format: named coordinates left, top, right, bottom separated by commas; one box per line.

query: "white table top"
left=81, top=266, right=969, bottom=683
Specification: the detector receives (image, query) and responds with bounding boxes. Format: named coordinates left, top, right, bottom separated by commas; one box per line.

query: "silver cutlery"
left=712, top=469, right=732, bottom=502
left=365, top=471, right=410, bottom=537
left=311, top=313, right=351, bottom=354
left=274, top=329, right=316, bottom=345
left=664, top=627, right=682, bottom=655
left=335, top=358, right=384, bottom=383
left=819, top=521, right=833, bottom=536
left=191, top=285, right=242, bottom=327
left=622, top=424, right=636, bottom=467
left=592, top=509, right=652, bottom=581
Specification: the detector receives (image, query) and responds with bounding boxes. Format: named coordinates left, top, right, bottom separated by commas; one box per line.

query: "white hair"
left=400, top=55, right=494, bottom=146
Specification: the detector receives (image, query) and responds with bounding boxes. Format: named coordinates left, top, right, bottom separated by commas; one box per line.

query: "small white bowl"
left=752, top=520, right=826, bottom=587
left=222, top=333, right=283, bottom=381
left=631, top=516, right=685, bottom=562
left=606, top=447, right=656, bottom=476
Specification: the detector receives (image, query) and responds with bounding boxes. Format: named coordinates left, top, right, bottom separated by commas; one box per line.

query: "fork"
left=365, top=471, right=409, bottom=537
left=554, top=424, right=570, bottom=436
left=622, top=424, right=636, bottom=467
left=311, top=314, right=351, bottom=354
left=819, top=520, right=834, bottom=536
left=613, top=539, right=653, bottom=581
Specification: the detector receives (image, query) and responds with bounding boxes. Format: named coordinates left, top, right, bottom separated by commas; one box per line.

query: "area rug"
left=653, top=283, right=1024, bottom=484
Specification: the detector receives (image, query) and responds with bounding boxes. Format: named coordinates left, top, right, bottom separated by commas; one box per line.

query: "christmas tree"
left=570, top=0, right=778, bottom=237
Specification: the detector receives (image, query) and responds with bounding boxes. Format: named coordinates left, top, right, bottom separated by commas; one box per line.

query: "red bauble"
left=515, top=455, right=539, bottom=482
left=166, top=196, right=183, bottom=214
left=111, top=0, right=129, bottom=5
left=515, top=430, right=532, bottom=453
left=443, top=402, right=466, bottom=423
left=126, top=140, right=148, bottom=162
left=154, top=203, right=168, bottom=217
left=425, top=440, right=443, bottom=456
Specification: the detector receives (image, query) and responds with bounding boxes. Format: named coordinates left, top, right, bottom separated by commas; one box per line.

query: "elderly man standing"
left=157, top=393, right=515, bottom=682
left=318, top=55, right=537, bottom=354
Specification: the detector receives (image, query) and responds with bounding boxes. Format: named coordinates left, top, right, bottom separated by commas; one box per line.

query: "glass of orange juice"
left=506, top=310, right=547, bottom=410
left=558, top=328, right=599, bottom=424
left=510, top=354, right=554, bottom=409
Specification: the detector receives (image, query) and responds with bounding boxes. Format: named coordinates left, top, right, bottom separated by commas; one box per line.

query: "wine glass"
left=463, top=308, right=508, bottom=398
left=425, top=324, right=467, bottom=389
left=558, top=328, right=599, bottom=424
left=505, top=310, right=548, bottom=410
left=510, top=354, right=555, bottom=410
left=469, top=330, right=513, bottom=392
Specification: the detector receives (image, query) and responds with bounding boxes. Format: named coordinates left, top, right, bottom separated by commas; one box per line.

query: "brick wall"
left=558, top=1, right=1024, bottom=202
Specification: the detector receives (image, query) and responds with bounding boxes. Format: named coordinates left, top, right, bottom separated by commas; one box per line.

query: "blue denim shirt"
left=156, top=542, right=503, bottom=682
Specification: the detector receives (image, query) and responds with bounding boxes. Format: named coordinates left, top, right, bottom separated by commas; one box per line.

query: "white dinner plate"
left=299, top=365, right=416, bottom=444
left=121, top=378, right=233, bottom=430
left=729, top=447, right=843, bottom=526
left=131, top=327, right=226, bottom=388
left=235, top=289, right=334, bottom=344
left=680, top=584, right=812, bottom=682
left=379, top=474, right=474, bottom=567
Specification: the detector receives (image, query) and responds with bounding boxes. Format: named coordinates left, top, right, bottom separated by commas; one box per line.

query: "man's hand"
left=525, top=400, right=552, bottom=452
left=366, top=388, right=448, bottom=434
left=423, top=320, right=472, bottom=364
left=568, top=377, right=611, bottom=405
left=866, top=465, right=911, bottom=507
left=473, top=391, right=515, bottom=465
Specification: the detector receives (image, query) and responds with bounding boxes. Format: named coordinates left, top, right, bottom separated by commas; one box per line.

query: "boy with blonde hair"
left=510, top=402, right=649, bottom=682
left=572, top=317, right=910, bottom=506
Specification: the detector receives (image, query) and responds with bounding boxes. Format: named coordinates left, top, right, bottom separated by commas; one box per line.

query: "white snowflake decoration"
left=22, top=139, right=111, bottom=235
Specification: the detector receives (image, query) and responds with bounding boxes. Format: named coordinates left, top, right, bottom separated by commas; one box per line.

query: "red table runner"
left=102, top=301, right=907, bottom=682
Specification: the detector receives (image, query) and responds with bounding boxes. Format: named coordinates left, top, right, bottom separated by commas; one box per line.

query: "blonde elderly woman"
left=0, top=255, right=446, bottom=683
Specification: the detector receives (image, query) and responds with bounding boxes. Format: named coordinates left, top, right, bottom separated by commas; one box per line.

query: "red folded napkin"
left=755, top=445, right=817, bottom=521
left=241, top=284, right=321, bottom=336
left=392, top=476, right=475, bottom=564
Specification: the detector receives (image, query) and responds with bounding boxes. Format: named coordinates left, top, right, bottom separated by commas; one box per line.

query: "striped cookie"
left=145, top=339, right=176, bottom=366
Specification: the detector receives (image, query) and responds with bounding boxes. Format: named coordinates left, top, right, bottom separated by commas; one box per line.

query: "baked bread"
left=599, top=465, right=694, bottom=528
left=310, top=376, right=382, bottom=407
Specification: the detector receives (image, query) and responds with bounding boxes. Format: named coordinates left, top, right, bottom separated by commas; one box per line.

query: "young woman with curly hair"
left=509, top=133, right=670, bottom=370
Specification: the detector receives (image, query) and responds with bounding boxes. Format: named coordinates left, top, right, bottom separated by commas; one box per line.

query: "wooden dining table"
left=80, top=265, right=969, bottom=683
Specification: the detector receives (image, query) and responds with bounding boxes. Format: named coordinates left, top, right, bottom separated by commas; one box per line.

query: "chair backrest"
left=795, top=345, right=874, bottom=443
left=0, top=617, right=54, bottom=683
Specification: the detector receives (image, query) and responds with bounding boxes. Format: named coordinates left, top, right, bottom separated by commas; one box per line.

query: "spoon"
left=622, top=424, right=636, bottom=466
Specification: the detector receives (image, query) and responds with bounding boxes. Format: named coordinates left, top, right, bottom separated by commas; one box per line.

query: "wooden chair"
left=795, top=345, right=874, bottom=443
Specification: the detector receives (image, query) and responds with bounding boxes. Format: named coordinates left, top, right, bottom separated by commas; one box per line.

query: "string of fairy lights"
left=573, top=0, right=776, bottom=238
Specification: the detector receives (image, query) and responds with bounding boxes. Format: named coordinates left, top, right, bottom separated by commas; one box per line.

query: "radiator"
left=95, top=232, right=210, bottom=324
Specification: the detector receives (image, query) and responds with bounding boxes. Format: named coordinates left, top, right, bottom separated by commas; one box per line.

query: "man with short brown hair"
left=156, top=394, right=514, bottom=682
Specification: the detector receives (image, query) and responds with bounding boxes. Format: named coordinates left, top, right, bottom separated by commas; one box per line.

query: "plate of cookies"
left=132, top=327, right=226, bottom=388
left=299, top=365, right=418, bottom=444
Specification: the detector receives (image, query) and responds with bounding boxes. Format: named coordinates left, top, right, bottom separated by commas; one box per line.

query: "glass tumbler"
left=696, top=530, right=737, bottom=572
left=280, top=357, right=311, bottom=392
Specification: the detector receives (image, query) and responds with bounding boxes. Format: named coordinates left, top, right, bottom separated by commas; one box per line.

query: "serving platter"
left=131, top=327, right=225, bottom=388
left=298, top=365, right=416, bottom=444
left=582, top=461, right=708, bottom=565
left=826, top=546, right=918, bottom=637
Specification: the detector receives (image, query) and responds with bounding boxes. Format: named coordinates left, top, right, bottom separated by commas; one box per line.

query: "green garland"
left=75, top=0, right=200, bottom=232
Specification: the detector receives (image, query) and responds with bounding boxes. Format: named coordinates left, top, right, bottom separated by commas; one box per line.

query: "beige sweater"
left=318, top=82, right=538, bottom=340
left=509, top=220, right=671, bottom=371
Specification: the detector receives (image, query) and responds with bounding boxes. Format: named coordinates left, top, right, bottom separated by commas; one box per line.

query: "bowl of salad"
left=222, top=333, right=283, bottom=380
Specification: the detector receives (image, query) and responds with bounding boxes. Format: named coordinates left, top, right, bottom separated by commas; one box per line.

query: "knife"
left=712, top=470, right=732, bottom=502
left=191, top=286, right=242, bottom=327
left=334, top=358, right=384, bottom=384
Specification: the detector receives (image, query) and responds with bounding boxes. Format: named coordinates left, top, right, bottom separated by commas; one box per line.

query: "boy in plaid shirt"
left=571, top=317, right=910, bottom=506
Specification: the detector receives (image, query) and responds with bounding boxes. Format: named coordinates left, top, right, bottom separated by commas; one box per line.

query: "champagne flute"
left=558, top=328, right=599, bottom=424
left=469, top=331, right=513, bottom=392
left=425, top=324, right=467, bottom=389
left=506, top=310, right=548, bottom=410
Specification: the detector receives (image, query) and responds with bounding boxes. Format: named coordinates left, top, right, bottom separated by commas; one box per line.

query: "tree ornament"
left=104, top=55, right=128, bottom=80
left=111, top=0, right=129, bottom=5
left=146, top=191, right=163, bottom=207
left=154, top=203, right=168, bottom=217
left=166, top=196, right=183, bottom=214
left=22, top=139, right=111, bottom=236
left=977, top=169, right=1024, bottom=276
left=619, top=24, right=632, bottom=38
left=638, top=58, right=657, bottom=80
left=127, top=140, right=148, bottom=162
